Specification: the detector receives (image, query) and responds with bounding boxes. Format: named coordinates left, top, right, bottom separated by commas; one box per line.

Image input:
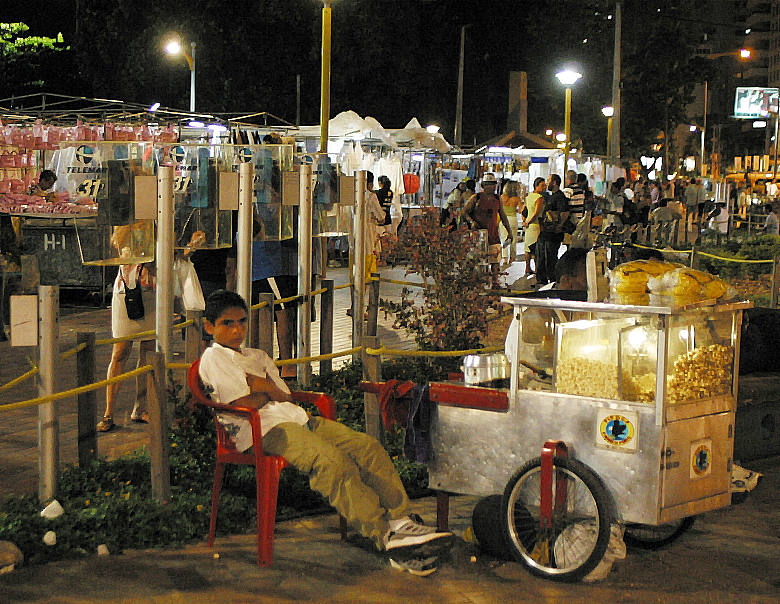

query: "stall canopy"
left=296, top=110, right=451, bottom=153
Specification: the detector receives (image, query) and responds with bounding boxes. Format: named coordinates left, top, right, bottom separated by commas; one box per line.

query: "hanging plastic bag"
left=174, top=257, right=206, bottom=311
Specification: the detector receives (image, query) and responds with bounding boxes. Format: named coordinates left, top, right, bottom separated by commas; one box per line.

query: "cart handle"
left=540, top=440, right=569, bottom=530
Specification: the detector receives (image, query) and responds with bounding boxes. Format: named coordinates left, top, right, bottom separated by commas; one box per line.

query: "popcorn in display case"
left=510, top=299, right=743, bottom=409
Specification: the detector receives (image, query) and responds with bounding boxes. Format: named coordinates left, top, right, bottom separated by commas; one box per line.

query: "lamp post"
left=164, top=38, right=196, bottom=113
left=454, top=24, right=471, bottom=148
left=319, top=1, right=333, bottom=153
left=555, top=69, right=582, bottom=174
left=602, top=106, right=614, bottom=164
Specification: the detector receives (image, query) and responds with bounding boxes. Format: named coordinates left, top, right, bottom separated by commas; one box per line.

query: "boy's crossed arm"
left=232, top=374, right=292, bottom=409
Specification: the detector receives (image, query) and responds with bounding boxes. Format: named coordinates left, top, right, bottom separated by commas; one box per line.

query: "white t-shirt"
left=199, top=343, right=308, bottom=452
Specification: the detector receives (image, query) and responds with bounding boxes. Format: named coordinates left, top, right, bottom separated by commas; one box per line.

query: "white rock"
left=40, top=499, right=64, bottom=519
left=43, top=531, right=56, bottom=546
left=97, top=544, right=109, bottom=556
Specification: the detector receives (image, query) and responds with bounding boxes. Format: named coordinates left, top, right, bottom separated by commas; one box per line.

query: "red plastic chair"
left=187, top=359, right=344, bottom=566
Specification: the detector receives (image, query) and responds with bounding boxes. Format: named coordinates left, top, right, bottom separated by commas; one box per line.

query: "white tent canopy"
left=295, top=111, right=451, bottom=153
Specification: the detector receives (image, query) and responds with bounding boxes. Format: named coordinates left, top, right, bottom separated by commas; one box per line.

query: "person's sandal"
left=130, top=410, right=151, bottom=424
left=97, top=415, right=115, bottom=432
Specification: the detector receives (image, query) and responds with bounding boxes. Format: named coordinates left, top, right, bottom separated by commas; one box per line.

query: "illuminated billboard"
left=734, top=87, right=779, bottom=118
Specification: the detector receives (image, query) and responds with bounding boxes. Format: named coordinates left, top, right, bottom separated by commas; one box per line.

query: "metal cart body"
left=428, top=297, right=749, bottom=526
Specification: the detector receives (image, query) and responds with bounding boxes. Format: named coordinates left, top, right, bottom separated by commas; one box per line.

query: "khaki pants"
left=262, top=417, right=409, bottom=549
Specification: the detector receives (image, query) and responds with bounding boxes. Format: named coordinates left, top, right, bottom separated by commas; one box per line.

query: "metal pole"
left=701, top=80, right=707, bottom=177
left=189, top=42, right=196, bottom=113
left=611, top=0, right=622, bottom=161
left=774, top=114, right=779, bottom=181
left=352, top=170, right=366, bottom=357
left=563, top=86, right=572, bottom=173
left=319, top=1, right=332, bottom=153
left=37, top=285, right=59, bottom=502
left=297, top=164, right=313, bottom=385
left=454, top=24, right=467, bottom=148
left=606, top=117, right=612, bottom=161
left=296, top=74, right=301, bottom=127
left=237, top=161, right=254, bottom=321
left=156, top=166, right=174, bottom=365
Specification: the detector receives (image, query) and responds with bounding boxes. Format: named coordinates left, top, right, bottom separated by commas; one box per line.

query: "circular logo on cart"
left=169, top=145, right=186, bottom=164
left=599, top=414, right=635, bottom=447
left=237, top=148, right=253, bottom=163
left=75, top=144, right=94, bottom=165
left=692, top=444, right=710, bottom=475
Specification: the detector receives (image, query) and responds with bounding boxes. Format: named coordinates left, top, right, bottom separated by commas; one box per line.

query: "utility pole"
left=611, top=1, right=622, bottom=163
left=454, top=24, right=470, bottom=148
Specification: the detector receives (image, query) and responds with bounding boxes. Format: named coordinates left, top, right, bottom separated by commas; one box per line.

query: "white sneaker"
left=384, top=518, right=453, bottom=551
left=389, top=555, right=439, bottom=577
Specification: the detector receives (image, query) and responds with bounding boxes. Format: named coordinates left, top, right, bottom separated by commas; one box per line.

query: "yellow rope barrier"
left=0, top=365, right=153, bottom=412
left=696, top=251, right=774, bottom=264
left=631, top=242, right=775, bottom=264
left=0, top=367, right=38, bottom=393
left=249, top=300, right=270, bottom=310
left=334, top=282, right=352, bottom=290
left=365, top=344, right=503, bottom=358
left=379, top=277, right=425, bottom=288
left=276, top=346, right=364, bottom=366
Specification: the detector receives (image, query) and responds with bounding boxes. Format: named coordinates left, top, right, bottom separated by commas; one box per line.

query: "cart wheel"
left=624, top=517, right=695, bottom=550
left=502, top=456, right=612, bottom=582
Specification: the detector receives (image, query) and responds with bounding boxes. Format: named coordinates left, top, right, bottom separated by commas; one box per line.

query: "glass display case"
left=245, top=144, right=294, bottom=241
left=59, top=141, right=156, bottom=266
left=156, top=143, right=234, bottom=251
left=509, top=298, right=747, bottom=414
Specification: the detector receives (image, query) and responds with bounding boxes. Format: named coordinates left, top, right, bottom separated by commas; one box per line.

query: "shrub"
left=380, top=207, right=502, bottom=352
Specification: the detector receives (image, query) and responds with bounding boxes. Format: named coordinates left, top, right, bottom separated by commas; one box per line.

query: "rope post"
left=147, top=351, right=171, bottom=502
left=38, top=285, right=59, bottom=502
left=76, top=331, right=97, bottom=466
left=366, top=272, right=380, bottom=337
left=184, top=310, right=201, bottom=363
left=156, top=166, right=175, bottom=368
left=319, top=278, right=334, bottom=376
left=689, top=244, right=697, bottom=269
left=772, top=254, right=780, bottom=309
left=256, top=293, right=275, bottom=356
left=298, top=163, right=313, bottom=386
left=352, top=171, right=367, bottom=359
left=361, top=335, right=384, bottom=444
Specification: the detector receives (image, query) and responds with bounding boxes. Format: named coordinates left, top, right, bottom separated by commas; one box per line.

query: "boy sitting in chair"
left=199, top=289, right=451, bottom=576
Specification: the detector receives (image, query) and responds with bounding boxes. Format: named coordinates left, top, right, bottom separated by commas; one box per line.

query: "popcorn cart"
left=426, top=296, right=750, bottom=582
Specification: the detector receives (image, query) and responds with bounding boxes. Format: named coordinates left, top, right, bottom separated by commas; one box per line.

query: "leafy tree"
left=0, top=22, right=68, bottom=96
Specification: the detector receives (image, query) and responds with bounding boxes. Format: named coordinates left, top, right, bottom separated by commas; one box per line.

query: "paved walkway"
left=0, top=264, right=426, bottom=498
left=0, top=259, right=778, bottom=601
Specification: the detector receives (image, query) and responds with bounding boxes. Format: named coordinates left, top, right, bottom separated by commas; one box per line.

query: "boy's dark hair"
left=205, top=289, right=248, bottom=323
left=366, top=171, right=374, bottom=185
left=554, top=247, right=588, bottom=284
left=40, top=169, right=57, bottom=182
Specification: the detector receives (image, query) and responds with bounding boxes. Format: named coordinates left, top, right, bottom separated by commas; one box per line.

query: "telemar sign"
left=733, top=87, right=779, bottom=119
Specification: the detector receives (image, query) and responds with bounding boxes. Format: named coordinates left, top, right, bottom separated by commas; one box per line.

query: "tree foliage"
left=0, top=22, right=68, bottom=96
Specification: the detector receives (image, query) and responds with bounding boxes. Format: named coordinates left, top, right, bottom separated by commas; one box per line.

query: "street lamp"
left=164, top=37, right=196, bottom=113
left=319, top=1, right=334, bottom=153
left=555, top=68, right=582, bottom=173
left=602, top=106, right=614, bottom=162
